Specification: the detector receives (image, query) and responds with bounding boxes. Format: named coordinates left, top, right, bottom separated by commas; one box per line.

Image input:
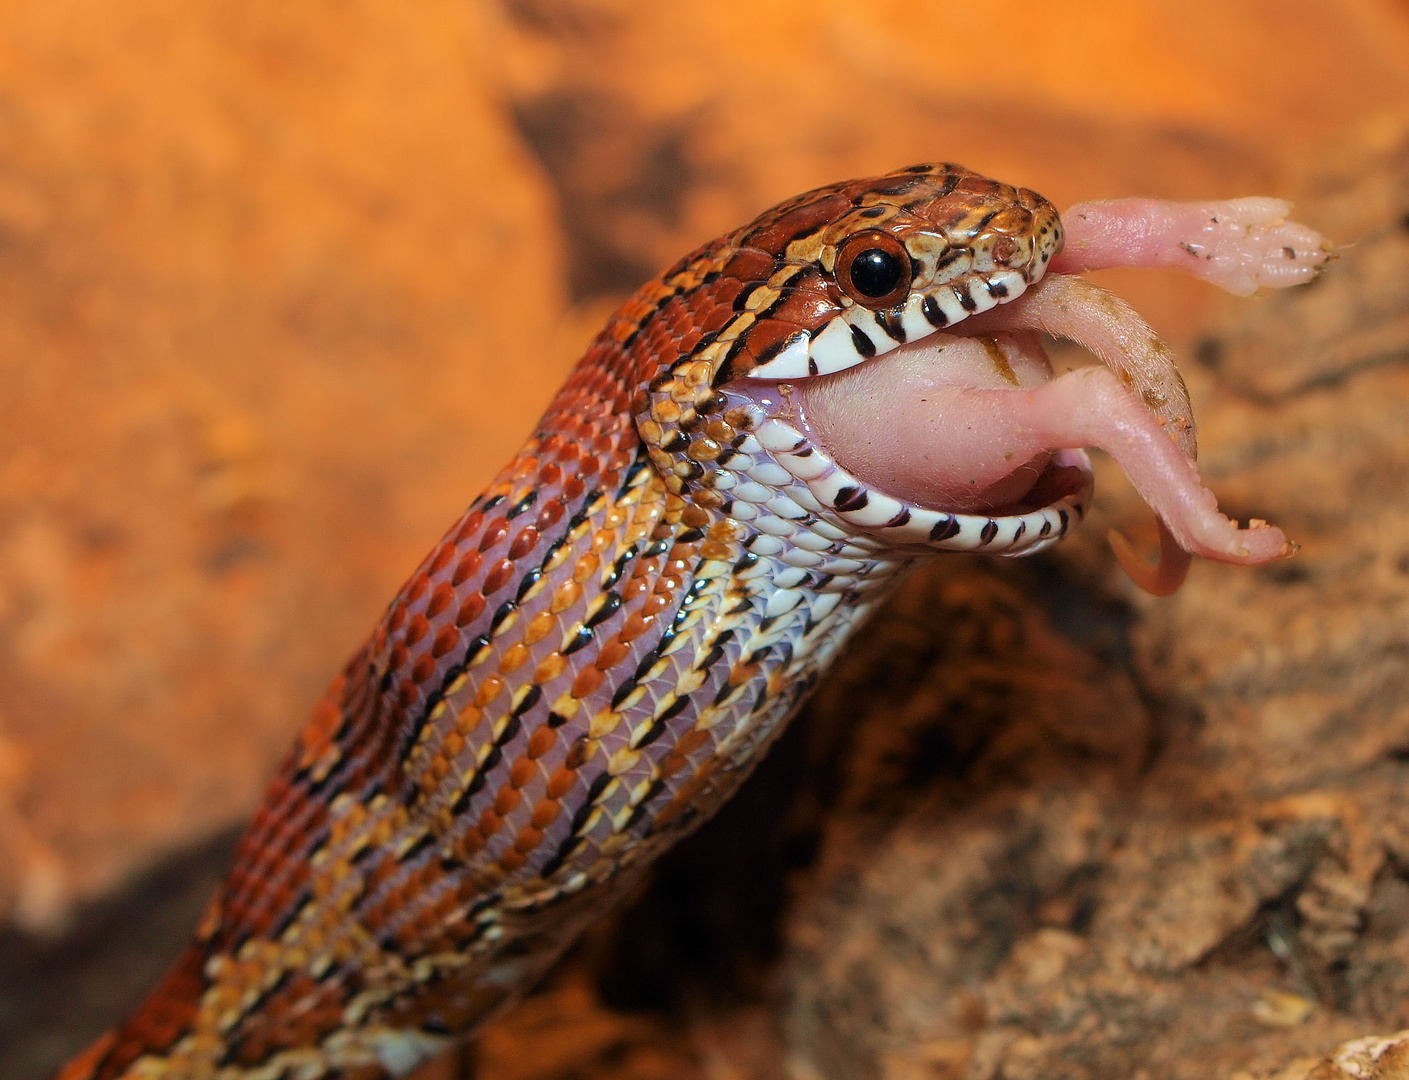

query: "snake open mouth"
left=726, top=271, right=1292, bottom=591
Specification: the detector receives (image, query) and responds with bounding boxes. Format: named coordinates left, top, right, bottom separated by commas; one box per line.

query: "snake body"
left=58, top=164, right=1073, bottom=1080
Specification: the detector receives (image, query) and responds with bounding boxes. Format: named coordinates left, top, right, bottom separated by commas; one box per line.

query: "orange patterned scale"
left=57, top=164, right=1072, bottom=1080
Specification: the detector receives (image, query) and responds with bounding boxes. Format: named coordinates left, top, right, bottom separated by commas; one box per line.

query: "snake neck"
left=67, top=342, right=911, bottom=1078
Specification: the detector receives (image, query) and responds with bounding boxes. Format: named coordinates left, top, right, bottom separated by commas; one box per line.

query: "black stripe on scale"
left=754, top=329, right=809, bottom=366
left=562, top=625, right=593, bottom=656
left=1013, top=522, right=1026, bottom=542
left=849, top=324, right=877, bottom=358
left=732, top=282, right=763, bottom=312
left=538, top=834, right=584, bottom=879
left=623, top=801, right=652, bottom=833
left=602, top=546, right=639, bottom=590
left=506, top=489, right=537, bottom=520
left=583, top=770, right=614, bottom=807
left=874, top=308, right=906, bottom=343
left=697, top=628, right=736, bottom=671
left=677, top=526, right=706, bottom=543
left=511, top=685, right=542, bottom=719
left=584, top=590, right=623, bottom=629
left=631, top=648, right=666, bottom=684
left=610, top=675, right=644, bottom=711
left=741, top=642, right=773, bottom=669
left=494, top=715, right=523, bottom=748
left=958, top=284, right=979, bottom=312
left=397, top=831, right=435, bottom=865
left=490, top=601, right=518, bottom=633
left=867, top=177, right=925, bottom=198
left=771, top=639, right=794, bottom=669
left=684, top=574, right=714, bottom=602
left=987, top=277, right=1011, bottom=299
left=857, top=205, right=886, bottom=218
left=1039, top=519, right=1053, bottom=537
left=834, top=486, right=869, bottom=512
left=565, top=491, right=604, bottom=534
left=392, top=660, right=464, bottom=773
left=921, top=295, right=949, bottom=328
left=712, top=336, right=750, bottom=386
left=686, top=328, right=722, bottom=359
left=566, top=788, right=603, bottom=835
left=930, top=516, right=961, bottom=541
left=480, top=493, right=507, bottom=514
left=724, top=596, right=752, bottom=617
left=618, top=284, right=685, bottom=351
left=656, top=695, right=692, bottom=727
left=933, top=169, right=962, bottom=197
left=538, top=534, right=569, bottom=568
left=934, top=248, right=967, bottom=273
left=968, top=209, right=999, bottom=237
left=700, top=390, right=729, bottom=415
left=1058, top=509, right=1070, bottom=534
left=515, top=567, right=543, bottom=603
left=632, top=716, right=673, bottom=750
left=449, top=768, right=489, bottom=814
left=979, top=520, right=999, bottom=545
left=447, top=894, right=501, bottom=947
left=216, top=974, right=295, bottom=1066
left=711, top=677, right=743, bottom=707
left=480, top=745, right=504, bottom=775
left=750, top=280, right=804, bottom=323
left=269, top=889, right=312, bottom=940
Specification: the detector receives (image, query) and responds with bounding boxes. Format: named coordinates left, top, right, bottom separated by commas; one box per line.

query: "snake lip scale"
left=54, top=163, right=1330, bottom=1080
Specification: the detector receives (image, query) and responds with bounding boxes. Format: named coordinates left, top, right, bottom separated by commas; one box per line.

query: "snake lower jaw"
left=729, top=279, right=1289, bottom=579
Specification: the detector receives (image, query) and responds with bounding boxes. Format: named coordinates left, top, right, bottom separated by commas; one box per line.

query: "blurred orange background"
left=0, top=0, right=1406, bottom=1073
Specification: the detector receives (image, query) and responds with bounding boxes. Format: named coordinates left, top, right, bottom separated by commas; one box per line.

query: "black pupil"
left=849, top=247, right=904, bottom=298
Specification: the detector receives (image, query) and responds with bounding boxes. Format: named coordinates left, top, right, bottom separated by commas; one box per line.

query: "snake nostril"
left=991, top=236, right=1019, bottom=265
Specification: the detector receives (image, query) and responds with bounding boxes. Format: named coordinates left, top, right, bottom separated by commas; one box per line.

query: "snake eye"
left=837, top=231, right=912, bottom=308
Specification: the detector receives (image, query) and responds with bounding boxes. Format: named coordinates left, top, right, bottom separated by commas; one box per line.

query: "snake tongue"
left=797, top=328, right=1289, bottom=574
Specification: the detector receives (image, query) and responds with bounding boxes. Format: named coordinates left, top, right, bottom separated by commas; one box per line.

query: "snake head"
left=626, top=163, right=1326, bottom=590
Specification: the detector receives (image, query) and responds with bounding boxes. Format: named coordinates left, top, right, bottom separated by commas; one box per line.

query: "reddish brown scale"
left=387, top=641, right=408, bottom=670
left=455, top=593, right=485, bottom=627
left=425, top=582, right=455, bottom=619
left=481, top=559, right=513, bottom=595
left=570, top=662, right=603, bottom=698
left=452, top=511, right=483, bottom=545
left=404, top=614, right=430, bottom=648
left=478, top=518, right=510, bottom=553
